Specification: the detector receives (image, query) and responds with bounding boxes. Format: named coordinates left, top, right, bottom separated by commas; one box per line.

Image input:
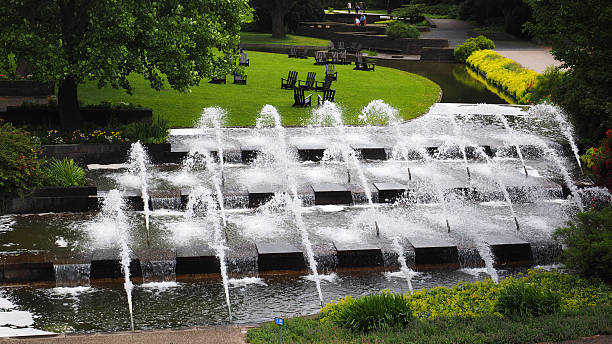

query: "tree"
left=0, top=0, right=251, bottom=129
left=251, top=0, right=298, bottom=38
left=525, top=0, right=612, bottom=144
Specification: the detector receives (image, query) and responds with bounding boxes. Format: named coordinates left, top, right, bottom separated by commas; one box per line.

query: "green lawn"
left=239, top=32, right=330, bottom=46
left=77, top=51, right=440, bottom=127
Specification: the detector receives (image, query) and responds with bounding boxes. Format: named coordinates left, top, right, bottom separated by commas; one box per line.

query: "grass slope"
left=77, top=51, right=439, bottom=127
left=239, top=32, right=330, bottom=46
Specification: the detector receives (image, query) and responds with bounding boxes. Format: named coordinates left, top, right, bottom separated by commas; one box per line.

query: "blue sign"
left=274, top=317, right=284, bottom=326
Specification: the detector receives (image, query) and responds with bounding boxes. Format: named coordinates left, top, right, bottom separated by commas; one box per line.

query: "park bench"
left=233, top=66, right=247, bottom=84
left=314, top=51, right=329, bottom=65
left=328, top=41, right=335, bottom=51
left=281, top=70, right=298, bottom=89
left=315, top=74, right=334, bottom=91
left=239, top=52, right=249, bottom=66
left=337, top=50, right=349, bottom=64
left=317, top=89, right=336, bottom=106
left=353, top=53, right=375, bottom=71
left=337, top=41, right=345, bottom=51
left=288, top=46, right=298, bottom=58
left=293, top=87, right=312, bottom=107
left=298, top=71, right=316, bottom=90
left=325, top=64, right=337, bottom=81
left=297, top=48, right=308, bottom=59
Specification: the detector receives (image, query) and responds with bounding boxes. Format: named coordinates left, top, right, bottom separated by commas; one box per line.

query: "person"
left=354, top=16, right=360, bottom=27
left=355, top=3, right=360, bottom=14
left=360, top=14, right=366, bottom=26
left=347, top=1, right=351, bottom=14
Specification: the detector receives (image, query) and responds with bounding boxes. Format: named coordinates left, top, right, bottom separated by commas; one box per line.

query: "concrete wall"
left=41, top=143, right=185, bottom=165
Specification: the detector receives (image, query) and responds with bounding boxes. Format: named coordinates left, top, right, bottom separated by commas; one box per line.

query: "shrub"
left=454, top=35, right=495, bottom=63
left=323, top=291, right=413, bottom=333
left=43, top=158, right=86, bottom=187
left=386, top=21, right=420, bottom=39
left=581, top=131, right=612, bottom=192
left=554, top=207, right=612, bottom=283
left=392, top=5, right=424, bottom=23
left=121, top=117, right=169, bottom=144
left=0, top=121, right=45, bottom=196
left=494, top=280, right=561, bottom=318
left=466, top=50, right=538, bottom=104
left=528, top=66, right=565, bottom=104
left=38, top=129, right=128, bottom=144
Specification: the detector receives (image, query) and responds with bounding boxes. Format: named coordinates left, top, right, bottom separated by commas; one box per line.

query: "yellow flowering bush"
left=321, top=270, right=611, bottom=325
left=466, top=50, right=539, bottom=104
left=40, top=129, right=128, bottom=144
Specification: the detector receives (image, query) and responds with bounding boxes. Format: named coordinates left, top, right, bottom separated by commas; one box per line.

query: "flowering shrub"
left=466, top=49, right=539, bottom=104
left=39, top=129, right=128, bottom=144
left=0, top=121, right=45, bottom=196
left=454, top=35, right=495, bottom=62
left=581, top=129, right=612, bottom=191
left=321, top=270, right=611, bottom=327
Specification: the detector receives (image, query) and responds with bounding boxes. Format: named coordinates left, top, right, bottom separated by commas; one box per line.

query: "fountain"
left=128, top=142, right=151, bottom=247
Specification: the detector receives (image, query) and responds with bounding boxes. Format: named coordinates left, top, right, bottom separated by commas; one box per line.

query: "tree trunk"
left=271, top=10, right=286, bottom=38
left=57, top=76, right=83, bottom=129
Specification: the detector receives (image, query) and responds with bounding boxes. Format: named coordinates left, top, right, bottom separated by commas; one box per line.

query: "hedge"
left=466, top=49, right=538, bottom=104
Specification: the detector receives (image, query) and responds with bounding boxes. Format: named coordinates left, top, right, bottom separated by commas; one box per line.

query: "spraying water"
left=185, top=186, right=233, bottom=320
left=494, top=112, right=529, bottom=177
left=256, top=105, right=325, bottom=306
left=97, top=190, right=135, bottom=330
left=128, top=142, right=151, bottom=247
left=530, top=103, right=582, bottom=170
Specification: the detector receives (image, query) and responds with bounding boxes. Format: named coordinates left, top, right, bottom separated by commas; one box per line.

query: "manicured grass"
left=239, top=32, right=330, bottom=46
left=77, top=51, right=440, bottom=127
left=246, top=305, right=612, bottom=344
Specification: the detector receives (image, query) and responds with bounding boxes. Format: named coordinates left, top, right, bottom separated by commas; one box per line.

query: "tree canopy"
left=525, top=0, right=612, bottom=143
left=0, top=0, right=252, bottom=127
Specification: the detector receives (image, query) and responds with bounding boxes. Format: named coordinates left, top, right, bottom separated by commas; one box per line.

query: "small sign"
left=274, top=317, right=284, bottom=326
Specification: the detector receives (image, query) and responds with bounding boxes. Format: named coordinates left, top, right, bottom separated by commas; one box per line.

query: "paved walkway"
left=421, top=18, right=561, bottom=73
left=0, top=325, right=250, bottom=344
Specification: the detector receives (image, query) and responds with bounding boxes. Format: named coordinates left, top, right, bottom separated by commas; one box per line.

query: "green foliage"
left=324, top=291, right=413, bottom=333
left=386, top=21, right=421, bottom=39
left=494, top=280, right=561, bottom=318
left=38, top=129, right=127, bottom=144
left=392, top=5, right=425, bottom=23
left=466, top=49, right=538, bottom=104
left=554, top=208, right=612, bottom=284
left=580, top=131, right=612, bottom=192
left=43, top=159, right=86, bottom=187
left=121, top=117, right=169, bottom=144
left=453, top=35, right=495, bottom=62
left=0, top=0, right=252, bottom=125
left=248, top=305, right=612, bottom=344
left=525, top=0, right=612, bottom=144
left=528, top=66, right=565, bottom=104
left=0, top=121, right=45, bottom=196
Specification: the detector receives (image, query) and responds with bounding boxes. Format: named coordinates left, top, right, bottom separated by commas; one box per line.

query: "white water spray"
left=128, top=142, right=151, bottom=247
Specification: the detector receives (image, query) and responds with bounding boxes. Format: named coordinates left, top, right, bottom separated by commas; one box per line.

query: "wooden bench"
left=314, top=51, right=329, bottom=65
left=325, top=64, right=337, bottom=81
left=281, top=71, right=298, bottom=89
left=293, top=87, right=312, bottom=107
left=233, top=66, right=247, bottom=84
left=315, top=74, right=334, bottom=91
left=297, top=48, right=308, bottom=59
left=298, top=71, right=316, bottom=90
left=239, top=52, right=249, bottom=66
left=317, top=89, right=336, bottom=106
left=353, top=54, right=375, bottom=71
left=288, top=46, right=298, bottom=58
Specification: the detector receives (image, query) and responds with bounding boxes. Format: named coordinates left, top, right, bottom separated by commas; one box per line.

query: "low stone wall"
left=0, top=107, right=153, bottom=127
left=296, top=25, right=448, bottom=54
left=420, top=47, right=457, bottom=62
left=42, top=143, right=186, bottom=165
left=6, top=186, right=99, bottom=214
left=238, top=44, right=327, bottom=57
left=0, top=80, right=53, bottom=96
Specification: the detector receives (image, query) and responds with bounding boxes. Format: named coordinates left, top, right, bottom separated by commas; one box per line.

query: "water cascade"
left=494, top=112, right=529, bottom=177
left=256, top=104, right=324, bottom=306
left=54, top=264, right=90, bottom=287
left=98, top=190, right=135, bottom=330
left=530, top=104, right=582, bottom=170
left=185, top=186, right=233, bottom=320
left=128, top=142, right=151, bottom=247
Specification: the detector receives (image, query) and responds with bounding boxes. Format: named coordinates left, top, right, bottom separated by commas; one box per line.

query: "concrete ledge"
left=408, top=237, right=460, bottom=271
left=90, top=249, right=142, bottom=280
left=0, top=252, right=54, bottom=283
left=374, top=182, right=407, bottom=203
left=175, top=246, right=220, bottom=275
left=334, top=241, right=384, bottom=268
left=312, top=183, right=353, bottom=205
left=484, top=235, right=533, bottom=268
left=256, top=242, right=305, bottom=272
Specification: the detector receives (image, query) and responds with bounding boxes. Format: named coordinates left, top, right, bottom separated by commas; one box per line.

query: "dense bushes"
left=554, top=207, right=612, bottom=284
left=453, top=35, right=495, bottom=62
left=0, top=121, right=45, bottom=196
left=323, top=291, right=412, bottom=332
left=466, top=50, right=538, bottom=104
left=581, top=130, right=612, bottom=192
left=495, top=280, right=561, bottom=317
left=386, top=21, right=421, bottom=39
left=42, top=159, right=86, bottom=187
left=121, top=117, right=169, bottom=144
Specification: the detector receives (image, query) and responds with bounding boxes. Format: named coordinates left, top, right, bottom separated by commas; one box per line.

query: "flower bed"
left=466, top=49, right=538, bottom=104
